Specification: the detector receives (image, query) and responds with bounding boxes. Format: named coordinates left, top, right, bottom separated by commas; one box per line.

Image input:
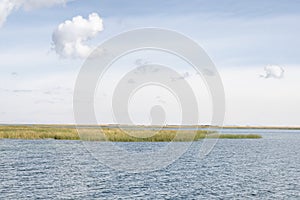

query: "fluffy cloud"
left=0, top=0, right=72, bottom=27
left=0, top=0, right=18, bottom=26
left=52, top=13, right=103, bottom=59
left=260, top=65, right=285, bottom=79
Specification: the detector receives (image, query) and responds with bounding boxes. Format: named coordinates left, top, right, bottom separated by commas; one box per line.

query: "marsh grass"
left=216, top=134, right=262, bottom=139
left=0, top=126, right=262, bottom=141
left=0, top=126, right=79, bottom=140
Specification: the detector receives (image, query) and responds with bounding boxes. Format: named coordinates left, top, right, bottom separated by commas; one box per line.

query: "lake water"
left=0, top=129, right=299, bottom=199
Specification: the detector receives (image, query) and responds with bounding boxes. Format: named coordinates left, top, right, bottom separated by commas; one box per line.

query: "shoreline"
left=0, top=124, right=300, bottom=130
left=0, top=125, right=262, bottom=141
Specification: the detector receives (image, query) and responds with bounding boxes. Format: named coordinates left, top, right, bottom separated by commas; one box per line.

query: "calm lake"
left=0, top=129, right=299, bottom=199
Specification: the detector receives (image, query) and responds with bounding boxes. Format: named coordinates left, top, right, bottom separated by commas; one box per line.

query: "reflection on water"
left=0, top=129, right=299, bottom=199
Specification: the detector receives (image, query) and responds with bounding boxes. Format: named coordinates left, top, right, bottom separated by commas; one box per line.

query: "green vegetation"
left=0, top=125, right=262, bottom=141
left=0, top=126, right=79, bottom=140
left=78, top=129, right=212, bottom=142
left=213, top=134, right=262, bottom=139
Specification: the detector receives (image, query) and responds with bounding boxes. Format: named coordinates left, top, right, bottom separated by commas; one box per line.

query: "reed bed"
left=211, top=134, right=262, bottom=139
left=0, top=126, right=262, bottom=141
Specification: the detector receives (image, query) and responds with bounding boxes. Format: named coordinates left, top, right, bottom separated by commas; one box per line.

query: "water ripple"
left=0, top=131, right=299, bottom=199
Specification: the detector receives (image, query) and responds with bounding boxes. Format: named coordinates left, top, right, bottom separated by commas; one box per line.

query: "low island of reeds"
left=0, top=125, right=262, bottom=142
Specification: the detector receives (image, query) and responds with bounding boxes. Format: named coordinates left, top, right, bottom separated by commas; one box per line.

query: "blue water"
left=0, top=129, right=299, bottom=199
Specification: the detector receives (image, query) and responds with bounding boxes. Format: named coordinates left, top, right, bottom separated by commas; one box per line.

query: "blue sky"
left=0, top=0, right=300, bottom=125
left=2, top=0, right=300, bottom=67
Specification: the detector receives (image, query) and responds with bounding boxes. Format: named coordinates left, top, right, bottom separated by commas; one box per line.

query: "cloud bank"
left=0, top=0, right=73, bottom=27
left=52, top=13, right=103, bottom=59
left=260, top=65, right=285, bottom=79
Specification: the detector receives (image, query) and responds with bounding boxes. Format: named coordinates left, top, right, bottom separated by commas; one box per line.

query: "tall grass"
left=0, top=126, right=79, bottom=140
left=216, top=134, right=262, bottom=139
left=0, top=126, right=262, bottom=141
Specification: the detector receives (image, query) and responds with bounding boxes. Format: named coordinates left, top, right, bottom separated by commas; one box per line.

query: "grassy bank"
left=0, top=125, right=262, bottom=141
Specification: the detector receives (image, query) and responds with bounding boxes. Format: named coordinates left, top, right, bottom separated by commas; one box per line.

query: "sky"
left=0, top=0, right=300, bottom=126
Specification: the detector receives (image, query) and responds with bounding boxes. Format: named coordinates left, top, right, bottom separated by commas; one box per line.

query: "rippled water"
left=0, top=129, right=299, bottom=199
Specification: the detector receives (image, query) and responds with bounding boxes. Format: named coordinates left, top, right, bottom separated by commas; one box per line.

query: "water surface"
left=0, top=129, right=299, bottom=199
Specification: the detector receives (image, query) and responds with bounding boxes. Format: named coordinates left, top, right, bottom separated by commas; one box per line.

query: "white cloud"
left=52, top=13, right=103, bottom=59
left=0, top=0, right=19, bottom=27
left=260, top=65, right=285, bottom=79
left=0, top=0, right=72, bottom=27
